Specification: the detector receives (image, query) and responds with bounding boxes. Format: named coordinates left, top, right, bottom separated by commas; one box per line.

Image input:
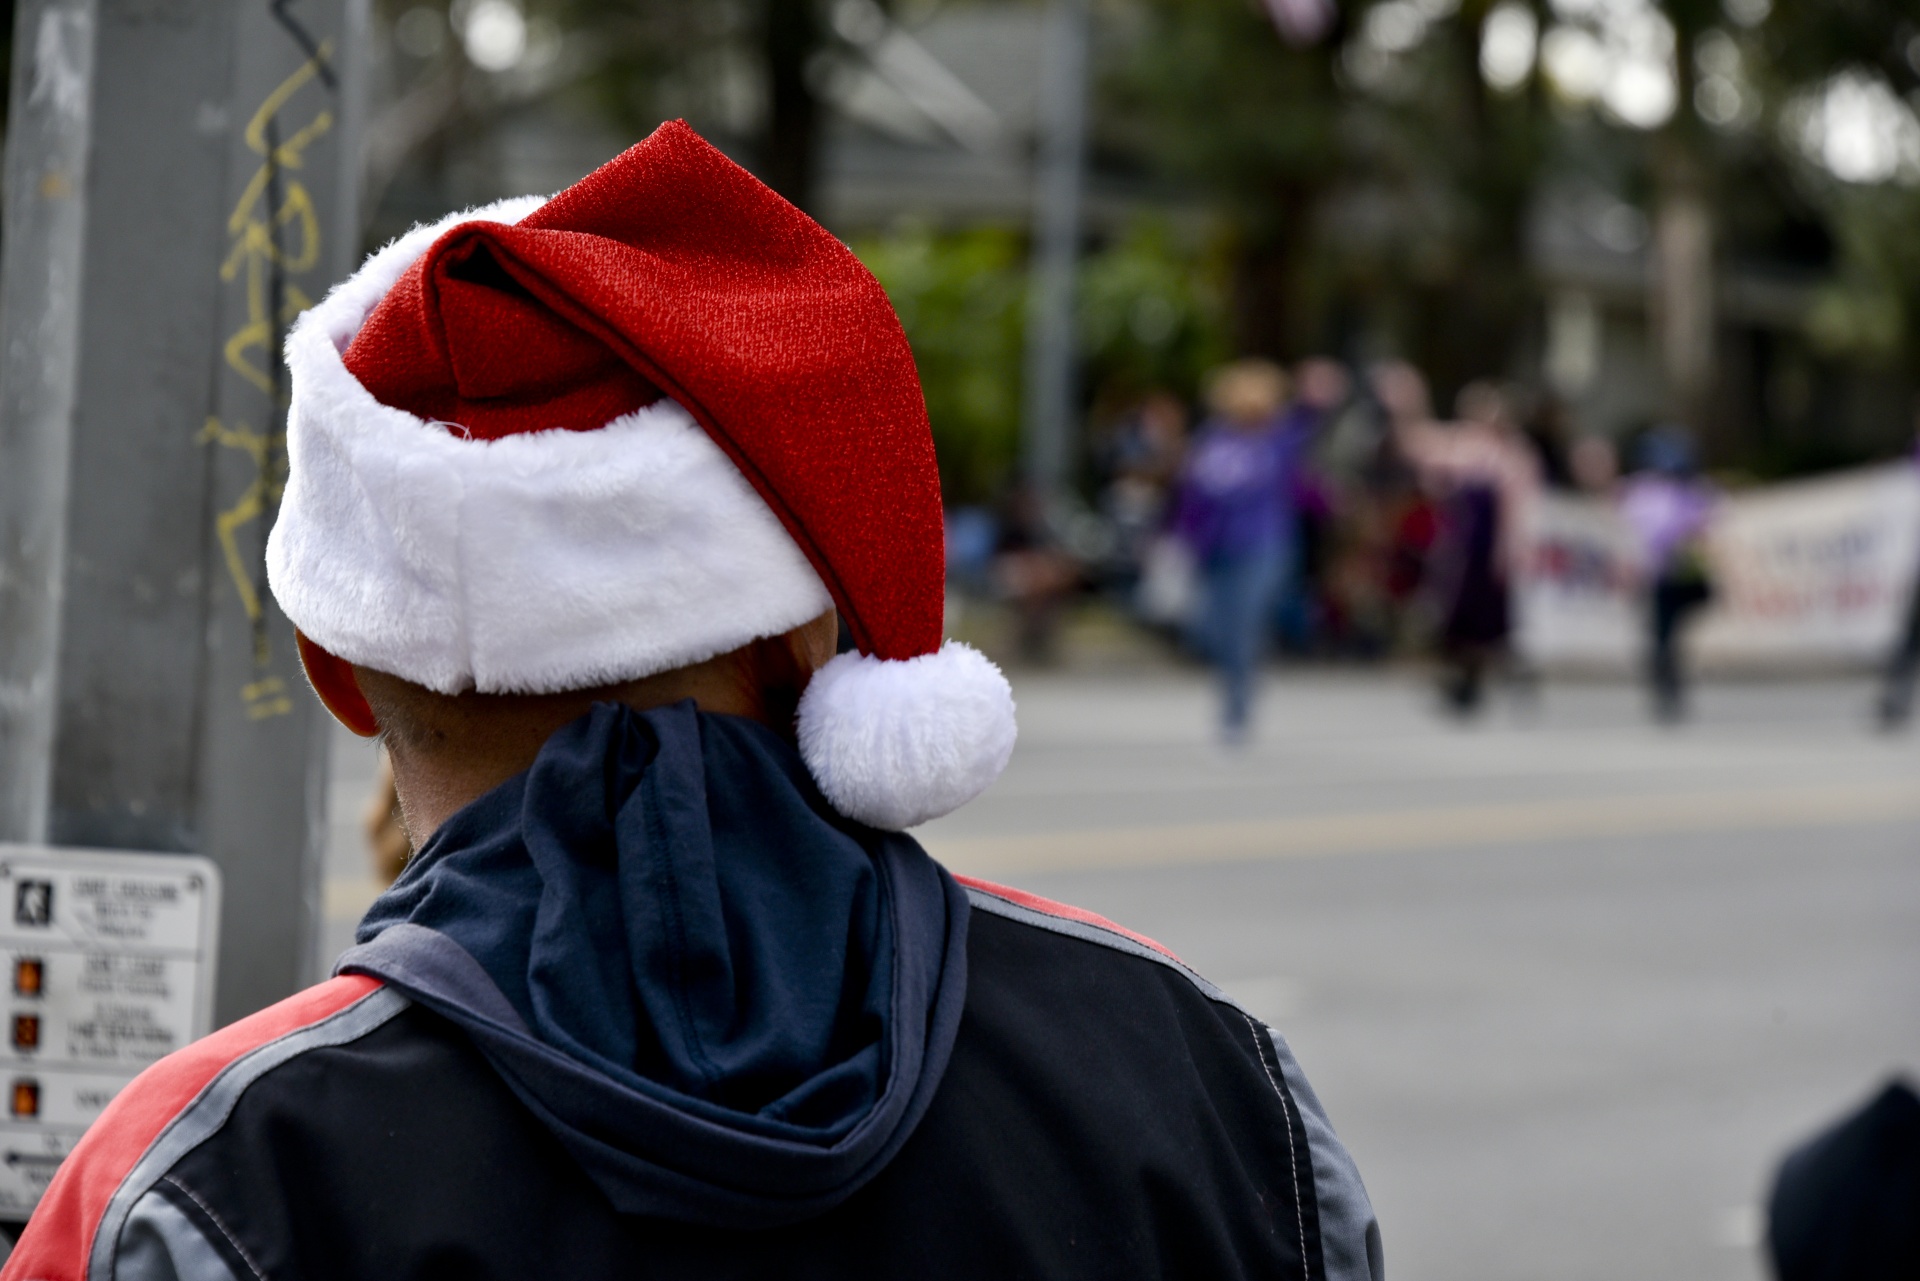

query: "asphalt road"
left=320, top=669, right=1920, bottom=1280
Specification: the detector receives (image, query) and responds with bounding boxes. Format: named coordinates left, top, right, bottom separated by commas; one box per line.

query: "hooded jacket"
left=2, top=704, right=1381, bottom=1281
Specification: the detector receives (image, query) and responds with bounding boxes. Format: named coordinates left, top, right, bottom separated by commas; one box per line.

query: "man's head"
left=299, top=610, right=838, bottom=845
left=268, top=123, right=1015, bottom=833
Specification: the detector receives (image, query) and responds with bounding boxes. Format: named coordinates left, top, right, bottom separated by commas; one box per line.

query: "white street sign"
left=0, top=846, right=220, bottom=1215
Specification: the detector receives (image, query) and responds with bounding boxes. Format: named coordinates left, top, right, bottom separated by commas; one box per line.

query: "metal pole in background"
left=0, top=0, right=96, bottom=847
left=200, top=0, right=366, bottom=1020
left=0, top=0, right=364, bottom=1026
left=1020, top=0, right=1090, bottom=503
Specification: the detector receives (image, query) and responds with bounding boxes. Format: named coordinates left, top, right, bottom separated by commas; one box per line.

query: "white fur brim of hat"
left=266, top=197, right=1016, bottom=830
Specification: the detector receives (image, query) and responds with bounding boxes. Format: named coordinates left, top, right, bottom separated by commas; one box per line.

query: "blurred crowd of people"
left=950, top=353, right=1736, bottom=741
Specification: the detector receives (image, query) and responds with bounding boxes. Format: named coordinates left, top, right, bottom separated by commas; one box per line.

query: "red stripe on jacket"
left=953, top=875, right=1182, bottom=962
left=1, top=975, right=384, bottom=1281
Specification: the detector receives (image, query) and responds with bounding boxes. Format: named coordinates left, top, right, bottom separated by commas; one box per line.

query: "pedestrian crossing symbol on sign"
left=13, top=882, right=51, bottom=929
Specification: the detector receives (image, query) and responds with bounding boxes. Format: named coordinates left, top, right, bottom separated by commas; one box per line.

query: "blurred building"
left=364, top=3, right=1165, bottom=245
left=1527, top=177, right=1907, bottom=465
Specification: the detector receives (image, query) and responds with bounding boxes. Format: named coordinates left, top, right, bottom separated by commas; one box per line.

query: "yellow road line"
left=920, top=779, right=1920, bottom=878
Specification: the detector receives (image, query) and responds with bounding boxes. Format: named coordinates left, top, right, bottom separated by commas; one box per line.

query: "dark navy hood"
left=337, top=701, right=970, bottom=1228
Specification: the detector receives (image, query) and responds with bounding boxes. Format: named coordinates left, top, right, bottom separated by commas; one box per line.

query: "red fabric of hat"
left=341, top=120, right=942, bottom=663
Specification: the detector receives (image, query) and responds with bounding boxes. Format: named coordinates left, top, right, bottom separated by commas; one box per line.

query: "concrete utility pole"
left=0, top=0, right=365, bottom=1025
left=1020, top=0, right=1090, bottom=503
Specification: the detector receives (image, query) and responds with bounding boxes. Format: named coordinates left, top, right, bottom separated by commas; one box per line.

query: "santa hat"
left=266, top=121, right=1015, bottom=830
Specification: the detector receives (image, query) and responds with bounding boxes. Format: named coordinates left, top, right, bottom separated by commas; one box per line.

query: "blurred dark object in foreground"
left=1768, top=1078, right=1920, bottom=1281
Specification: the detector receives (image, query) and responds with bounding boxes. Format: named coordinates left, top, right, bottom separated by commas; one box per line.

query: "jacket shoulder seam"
left=83, top=985, right=410, bottom=1281
left=962, top=882, right=1247, bottom=1009
left=1241, top=1012, right=1312, bottom=1273
left=964, top=882, right=1330, bottom=1279
left=156, top=1175, right=267, bottom=1281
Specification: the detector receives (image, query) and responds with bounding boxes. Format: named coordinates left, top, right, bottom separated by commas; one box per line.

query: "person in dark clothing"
left=1395, top=382, right=1539, bottom=716
left=1431, top=482, right=1509, bottom=712
left=1876, top=430, right=1920, bottom=730
left=1767, top=1079, right=1920, bottom=1281
left=1879, top=580, right=1920, bottom=729
left=4, top=124, right=1380, bottom=1281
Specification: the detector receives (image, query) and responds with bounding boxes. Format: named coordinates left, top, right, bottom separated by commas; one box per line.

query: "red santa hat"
left=266, top=121, right=1016, bottom=830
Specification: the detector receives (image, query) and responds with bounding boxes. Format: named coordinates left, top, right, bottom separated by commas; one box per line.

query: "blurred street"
left=320, top=669, right=1920, bottom=1280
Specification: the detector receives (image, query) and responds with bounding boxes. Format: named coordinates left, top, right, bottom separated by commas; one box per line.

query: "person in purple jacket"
left=1172, top=360, right=1305, bottom=742
left=1618, top=426, right=1719, bottom=722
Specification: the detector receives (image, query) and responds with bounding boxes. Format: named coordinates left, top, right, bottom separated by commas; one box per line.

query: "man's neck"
left=354, top=609, right=837, bottom=850
left=376, top=682, right=766, bottom=849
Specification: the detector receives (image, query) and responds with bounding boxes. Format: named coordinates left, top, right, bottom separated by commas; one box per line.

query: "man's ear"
left=295, top=632, right=381, bottom=738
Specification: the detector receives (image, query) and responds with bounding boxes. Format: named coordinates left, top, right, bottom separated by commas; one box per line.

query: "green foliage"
left=1104, top=0, right=1920, bottom=461
left=1751, top=0, right=1920, bottom=96
left=854, top=224, right=1028, bottom=504
left=1102, top=0, right=1343, bottom=356
left=1803, top=185, right=1920, bottom=364
left=854, top=217, right=1230, bottom=503
left=1077, top=217, right=1231, bottom=404
left=1741, top=4, right=1920, bottom=373
left=1106, top=0, right=1343, bottom=226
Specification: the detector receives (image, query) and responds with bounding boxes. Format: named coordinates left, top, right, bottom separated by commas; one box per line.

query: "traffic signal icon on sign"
left=11, top=1015, right=39, bottom=1052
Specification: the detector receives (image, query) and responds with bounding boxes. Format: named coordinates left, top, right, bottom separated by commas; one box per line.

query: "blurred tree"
left=760, top=0, right=825, bottom=209
left=1077, top=216, right=1230, bottom=408
left=855, top=223, right=1029, bottom=503
left=1105, top=0, right=1553, bottom=401
left=1109, top=0, right=1920, bottom=462
left=1753, top=0, right=1920, bottom=92
left=1104, top=0, right=1344, bottom=360
left=554, top=0, right=835, bottom=209
left=1747, top=0, right=1920, bottom=374
left=1332, top=0, right=1553, bottom=405
left=365, top=0, right=833, bottom=227
left=856, top=215, right=1229, bottom=503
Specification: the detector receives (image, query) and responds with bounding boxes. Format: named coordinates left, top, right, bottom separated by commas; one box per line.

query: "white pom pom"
left=796, top=641, right=1017, bottom=831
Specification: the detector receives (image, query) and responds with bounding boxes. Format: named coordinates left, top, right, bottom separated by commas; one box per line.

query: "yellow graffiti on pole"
left=202, top=43, right=332, bottom=718
left=220, top=44, right=331, bottom=395
left=197, top=417, right=286, bottom=641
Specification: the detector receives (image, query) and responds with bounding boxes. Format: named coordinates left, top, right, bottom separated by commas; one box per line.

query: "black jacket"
left=5, top=881, right=1380, bottom=1281
left=6, top=706, right=1380, bottom=1281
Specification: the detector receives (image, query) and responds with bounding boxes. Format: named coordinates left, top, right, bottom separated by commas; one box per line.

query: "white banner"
left=1515, top=492, right=1640, bottom=667
left=1517, top=463, right=1920, bottom=671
